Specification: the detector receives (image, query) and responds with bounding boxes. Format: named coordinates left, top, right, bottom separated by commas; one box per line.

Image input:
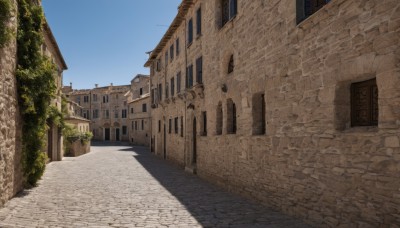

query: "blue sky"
left=42, top=0, right=181, bottom=89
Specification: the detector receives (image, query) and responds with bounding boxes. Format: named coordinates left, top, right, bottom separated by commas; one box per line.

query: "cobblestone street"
left=0, top=143, right=309, bottom=227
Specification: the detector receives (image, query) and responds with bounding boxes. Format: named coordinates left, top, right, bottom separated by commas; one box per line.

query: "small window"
left=177, top=72, right=182, bottom=93
left=165, top=51, right=168, bottom=67
left=174, top=117, right=178, bottom=134
left=180, top=116, right=184, bottom=137
left=158, top=120, right=161, bottom=133
left=186, top=65, right=194, bottom=88
left=122, top=126, right=127, bottom=135
left=130, top=108, right=134, bottom=114
left=135, top=121, right=138, bottom=130
left=196, top=8, right=202, bottom=35
left=171, top=77, right=175, bottom=97
left=142, top=120, right=144, bottom=130
left=216, top=102, right=223, bottom=135
left=252, top=93, right=266, bottom=135
left=296, top=0, right=331, bottom=24
left=221, top=0, right=237, bottom=27
left=176, top=38, right=180, bottom=56
left=196, top=56, right=203, bottom=84
left=201, top=111, right=207, bottom=136
left=122, top=109, right=127, bottom=118
left=170, top=44, right=174, bottom=60
left=165, top=83, right=169, bottom=99
left=227, top=98, right=237, bottom=134
left=351, top=79, right=378, bottom=127
left=188, top=18, right=193, bottom=45
left=169, top=119, right=172, bottom=134
left=228, top=55, right=234, bottom=74
left=142, top=103, right=147, bottom=112
left=140, top=88, right=143, bottom=95
left=158, top=84, right=162, bottom=101
left=131, top=121, right=134, bottom=130
left=156, top=59, right=161, bottom=72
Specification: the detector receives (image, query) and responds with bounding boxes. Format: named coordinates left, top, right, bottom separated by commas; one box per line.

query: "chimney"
left=95, top=84, right=98, bottom=88
left=110, top=83, right=113, bottom=87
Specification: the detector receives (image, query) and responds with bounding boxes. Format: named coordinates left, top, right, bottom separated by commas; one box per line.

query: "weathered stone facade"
left=0, top=0, right=23, bottom=208
left=146, top=0, right=400, bottom=226
left=43, top=22, right=68, bottom=162
left=126, top=75, right=151, bottom=146
left=65, top=84, right=131, bottom=142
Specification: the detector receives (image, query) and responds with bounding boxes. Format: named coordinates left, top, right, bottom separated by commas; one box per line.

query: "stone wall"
left=128, top=95, right=151, bottom=147
left=65, top=140, right=90, bottom=157
left=148, top=0, right=400, bottom=226
left=0, top=0, right=23, bottom=208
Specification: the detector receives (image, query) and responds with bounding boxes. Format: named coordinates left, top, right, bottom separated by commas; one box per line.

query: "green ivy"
left=0, top=0, right=12, bottom=47
left=16, top=0, right=58, bottom=187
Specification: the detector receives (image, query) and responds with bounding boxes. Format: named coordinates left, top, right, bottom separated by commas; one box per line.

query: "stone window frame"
left=177, top=71, right=182, bottom=93
left=335, top=76, right=379, bottom=131
left=169, top=118, right=172, bottom=134
left=142, top=120, right=144, bottom=130
left=186, top=64, right=194, bottom=88
left=196, top=56, right=203, bottom=84
left=201, top=111, right=207, bottom=136
left=188, top=18, right=194, bottom=46
left=252, top=93, right=266, bottom=135
left=174, top=117, right=179, bottom=134
left=296, top=0, right=332, bottom=24
left=351, top=78, right=378, bottom=127
left=196, top=7, right=202, bottom=36
left=180, top=116, right=184, bottom=137
left=121, top=109, right=127, bottom=119
left=216, top=101, right=223, bottom=135
left=171, top=77, right=175, bottom=97
left=226, top=98, right=237, bottom=134
left=220, top=0, right=237, bottom=28
left=142, top=103, right=147, bottom=113
left=170, top=44, right=174, bottom=61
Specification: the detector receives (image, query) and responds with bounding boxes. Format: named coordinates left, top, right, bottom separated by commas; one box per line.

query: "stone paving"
left=0, top=143, right=310, bottom=227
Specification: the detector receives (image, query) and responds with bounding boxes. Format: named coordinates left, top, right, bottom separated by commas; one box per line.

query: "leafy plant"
left=16, top=0, right=58, bottom=187
left=0, top=0, right=11, bottom=47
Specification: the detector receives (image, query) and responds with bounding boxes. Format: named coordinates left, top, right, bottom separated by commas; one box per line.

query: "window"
left=156, top=59, right=161, bottom=72
left=169, top=119, right=172, bottom=134
left=201, top=111, right=207, bottom=136
left=83, top=110, right=89, bottom=119
left=114, top=109, right=119, bottom=118
left=93, top=109, right=99, bottom=119
left=135, top=121, right=138, bottom=130
left=170, top=44, right=174, bottom=60
left=174, top=117, right=178, bottom=134
left=180, top=116, right=184, bottom=137
left=177, top=72, right=182, bottom=93
left=140, top=88, right=143, bottom=95
left=228, top=55, right=234, bottom=74
left=171, top=77, right=175, bottom=97
left=176, top=38, right=180, bottom=56
left=296, top=0, right=331, bottom=24
left=196, top=8, right=202, bottom=35
left=158, top=120, right=161, bottom=133
left=165, top=83, right=169, bottom=99
left=93, top=94, right=97, bottom=102
left=131, top=121, right=134, bottom=130
left=104, top=110, right=109, bottom=119
left=186, top=64, right=193, bottom=88
left=158, top=84, right=162, bottom=101
left=130, top=107, right=134, bottom=114
left=196, top=56, right=203, bottom=84
left=216, top=102, right=223, bottom=135
left=165, top=51, right=168, bottom=67
left=103, top=95, right=109, bottom=103
left=188, top=18, right=193, bottom=45
left=227, top=99, right=236, bottom=134
left=221, top=0, right=237, bottom=26
left=142, top=120, right=144, bottom=130
left=351, top=79, right=378, bottom=127
left=122, top=109, right=127, bottom=118
left=76, top=96, right=80, bottom=105
left=122, top=126, right=127, bottom=135
left=252, top=93, right=266, bottom=135
left=151, top=89, right=155, bottom=104
left=142, top=103, right=147, bottom=112
left=84, top=96, right=89, bottom=103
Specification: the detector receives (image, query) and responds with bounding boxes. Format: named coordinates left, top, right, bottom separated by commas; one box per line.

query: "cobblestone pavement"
left=0, top=143, right=310, bottom=228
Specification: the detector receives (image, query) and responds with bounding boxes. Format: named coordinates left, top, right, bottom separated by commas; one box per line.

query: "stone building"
left=145, top=0, right=400, bottom=227
left=0, top=1, right=67, bottom=207
left=0, top=0, right=22, bottom=208
left=43, top=22, right=68, bottom=162
left=65, top=84, right=131, bottom=141
left=64, top=99, right=90, bottom=133
left=125, top=74, right=151, bottom=146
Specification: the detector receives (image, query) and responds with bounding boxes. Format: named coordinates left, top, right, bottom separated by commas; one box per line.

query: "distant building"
left=65, top=83, right=131, bottom=142
left=125, top=75, right=151, bottom=146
